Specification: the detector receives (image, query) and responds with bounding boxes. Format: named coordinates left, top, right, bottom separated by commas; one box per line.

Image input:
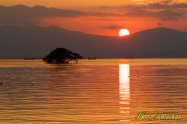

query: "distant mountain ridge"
left=0, top=25, right=186, bottom=58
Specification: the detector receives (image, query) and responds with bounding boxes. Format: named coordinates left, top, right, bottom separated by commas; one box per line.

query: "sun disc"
left=119, top=29, right=130, bottom=37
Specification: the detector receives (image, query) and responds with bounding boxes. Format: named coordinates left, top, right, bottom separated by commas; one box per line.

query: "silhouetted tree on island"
left=43, top=48, right=82, bottom=64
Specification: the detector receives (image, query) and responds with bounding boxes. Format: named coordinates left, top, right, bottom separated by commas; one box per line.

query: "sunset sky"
left=0, top=0, right=187, bottom=36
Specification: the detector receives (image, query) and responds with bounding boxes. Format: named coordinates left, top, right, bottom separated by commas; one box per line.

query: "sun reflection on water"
left=119, top=64, right=130, bottom=114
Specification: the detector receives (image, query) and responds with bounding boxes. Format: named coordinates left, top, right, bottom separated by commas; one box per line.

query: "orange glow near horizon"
left=40, top=17, right=162, bottom=36
left=39, top=16, right=187, bottom=36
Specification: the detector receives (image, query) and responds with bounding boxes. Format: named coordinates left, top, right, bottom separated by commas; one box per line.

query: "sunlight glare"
left=119, top=64, right=130, bottom=114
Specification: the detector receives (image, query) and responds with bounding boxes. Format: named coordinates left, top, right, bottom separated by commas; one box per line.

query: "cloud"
left=124, top=8, right=184, bottom=20
left=157, top=22, right=163, bottom=26
left=98, top=1, right=187, bottom=20
left=155, top=9, right=184, bottom=20
left=148, top=2, right=187, bottom=9
left=93, top=12, right=122, bottom=17
left=0, top=2, right=186, bottom=25
left=0, top=5, right=86, bottom=25
left=103, top=25, right=124, bottom=30
left=0, top=5, right=124, bottom=25
left=146, top=0, right=173, bottom=4
left=133, top=0, right=174, bottom=4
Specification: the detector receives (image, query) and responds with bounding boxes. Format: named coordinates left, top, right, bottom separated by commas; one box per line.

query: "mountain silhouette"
left=118, top=27, right=187, bottom=57
left=0, top=25, right=186, bottom=58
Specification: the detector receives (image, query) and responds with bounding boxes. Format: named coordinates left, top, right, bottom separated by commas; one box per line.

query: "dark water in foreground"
left=0, top=59, right=186, bottom=124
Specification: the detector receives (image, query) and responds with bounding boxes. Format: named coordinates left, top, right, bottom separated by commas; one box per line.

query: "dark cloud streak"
left=0, top=2, right=186, bottom=25
left=98, top=1, right=187, bottom=20
left=0, top=5, right=123, bottom=25
left=103, top=25, right=124, bottom=30
left=0, top=5, right=86, bottom=25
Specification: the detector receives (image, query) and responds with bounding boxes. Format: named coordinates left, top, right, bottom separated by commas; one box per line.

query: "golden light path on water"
left=0, top=59, right=187, bottom=123
left=119, top=64, right=130, bottom=115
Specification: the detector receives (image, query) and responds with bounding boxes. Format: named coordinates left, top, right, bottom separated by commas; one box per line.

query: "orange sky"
left=0, top=0, right=133, bottom=8
left=0, top=0, right=187, bottom=36
left=1, top=0, right=185, bottom=8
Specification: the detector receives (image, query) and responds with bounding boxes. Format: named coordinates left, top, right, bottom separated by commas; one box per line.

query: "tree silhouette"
left=43, top=48, right=82, bottom=64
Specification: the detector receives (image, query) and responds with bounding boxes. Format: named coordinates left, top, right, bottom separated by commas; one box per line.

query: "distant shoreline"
left=0, top=58, right=187, bottom=60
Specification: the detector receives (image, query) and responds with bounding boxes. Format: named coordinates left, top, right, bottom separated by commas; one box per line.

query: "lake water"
left=0, top=59, right=186, bottom=124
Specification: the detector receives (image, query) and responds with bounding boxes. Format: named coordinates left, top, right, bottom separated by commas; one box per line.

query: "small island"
left=43, top=48, right=82, bottom=64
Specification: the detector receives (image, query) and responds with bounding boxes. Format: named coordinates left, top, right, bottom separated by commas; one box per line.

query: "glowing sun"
left=119, top=29, right=130, bottom=37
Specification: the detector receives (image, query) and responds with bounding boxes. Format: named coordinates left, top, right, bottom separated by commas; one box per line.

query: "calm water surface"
left=0, top=59, right=186, bottom=124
